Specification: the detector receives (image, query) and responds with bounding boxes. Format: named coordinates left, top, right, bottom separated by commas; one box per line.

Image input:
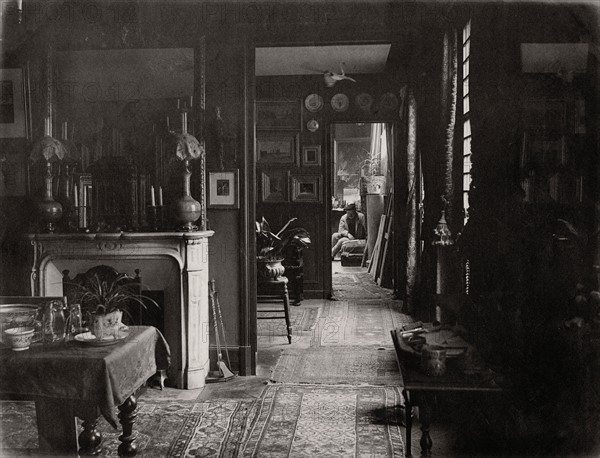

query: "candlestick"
left=150, top=185, right=156, bottom=207
left=158, top=186, right=163, bottom=206
left=73, top=184, right=78, bottom=207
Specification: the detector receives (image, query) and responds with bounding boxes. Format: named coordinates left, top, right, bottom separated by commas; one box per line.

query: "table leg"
left=419, top=395, right=433, bottom=455
left=117, top=394, right=138, bottom=457
left=78, top=417, right=103, bottom=456
left=402, top=389, right=413, bottom=458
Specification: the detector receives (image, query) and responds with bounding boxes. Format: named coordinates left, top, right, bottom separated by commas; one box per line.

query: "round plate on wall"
left=305, top=94, right=324, bottom=112
left=331, top=93, right=350, bottom=112
left=379, top=92, right=399, bottom=111
left=306, top=119, right=319, bottom=132
left=355, top=93, right=373, bottom=111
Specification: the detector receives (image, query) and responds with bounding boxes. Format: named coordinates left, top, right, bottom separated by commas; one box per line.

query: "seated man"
left=331, top=202, right=367, bottom=260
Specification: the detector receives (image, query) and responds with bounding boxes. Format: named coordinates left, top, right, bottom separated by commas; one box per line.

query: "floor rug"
left=314, top=300, right=410, bottom=347
left=270, top=347, right=401, bottom=385
left=0, top=398, right=255, bottom=457
left=332, top=273, right=395, bottom=300
left=238, top=384, right=404, bottom=457
left=257, top=304, right=321, bottom=338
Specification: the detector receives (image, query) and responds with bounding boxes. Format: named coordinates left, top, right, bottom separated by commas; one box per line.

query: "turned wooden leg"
left=78, top=418, right=103, bottom=456
left=402, top=389, right=413, bottom=458
left=419, top=396, right=433, bottom=455
left=117, top=395, right=138, bottom=457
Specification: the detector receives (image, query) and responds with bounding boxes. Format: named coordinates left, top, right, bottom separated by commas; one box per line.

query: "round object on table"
left=304, top=94, right=324, bottom=112
left=4, top=327, right=35, bottom=351
left=331, top=93, right=350, bottom=112
left=306, top=119, right=319, bottom=132
left=355, top=93, right=373, bottom=111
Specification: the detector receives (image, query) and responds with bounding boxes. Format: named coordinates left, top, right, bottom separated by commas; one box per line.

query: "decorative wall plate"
left=306, top=119, right=319, bottom=132
left=379, top=92, right=399, bottom=111
left=355, top=93, right=373, bottom=111
left=331, top=93, right=350, bottom=112
left=304, top=94, right=324, bottom=112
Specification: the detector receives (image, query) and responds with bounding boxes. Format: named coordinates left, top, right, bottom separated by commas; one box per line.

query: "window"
left=462, top=19, right=472, bottom=226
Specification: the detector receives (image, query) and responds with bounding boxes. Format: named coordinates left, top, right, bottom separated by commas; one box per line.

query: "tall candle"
left=166, top=116, right=170, bottom=130
left=189, top=95, right=193, bottom=108
left=82, top=187, right=87, bottom=228
left=150, top=185, right=156, bottom=207
left=73, top=184, right=79, bottom=207
left=158, top=186, right=163, bottom=206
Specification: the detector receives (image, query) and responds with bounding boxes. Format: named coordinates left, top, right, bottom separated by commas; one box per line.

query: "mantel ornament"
left=169, top=99, right=205, bottom=231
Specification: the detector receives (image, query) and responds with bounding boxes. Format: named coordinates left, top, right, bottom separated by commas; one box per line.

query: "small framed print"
left=261, top=169, right=288, bottom=203
left=256, top=100, right=302, bottom=130
left=302, top=145, right=321, bottom=166
left=0, top=68, right=28, bottom=138
left=291, top=175, right=321, bottom=202
left=208, top=170, right=239, bottom=208
left=257, top=133, right=299, bottom=164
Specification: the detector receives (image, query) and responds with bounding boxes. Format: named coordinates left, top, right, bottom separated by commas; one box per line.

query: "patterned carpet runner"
left=238, top=384, right=404, bottom=458
left=270, top=347, right=401, bottom=385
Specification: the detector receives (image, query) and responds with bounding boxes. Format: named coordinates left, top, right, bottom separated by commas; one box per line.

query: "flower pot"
left=91, top=310, right=123, bottom=340
left=257, top=258, right=285, bottom=281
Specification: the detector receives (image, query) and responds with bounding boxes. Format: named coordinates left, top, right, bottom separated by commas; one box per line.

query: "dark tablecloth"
left=0, top=326, right=170, bottom=427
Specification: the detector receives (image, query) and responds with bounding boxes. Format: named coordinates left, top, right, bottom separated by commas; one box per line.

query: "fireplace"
left=26, top=231, right=213, bottom=389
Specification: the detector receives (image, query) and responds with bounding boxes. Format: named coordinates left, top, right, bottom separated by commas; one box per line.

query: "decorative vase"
left=91, top=309, right=123, bottom=340
left=257, top=257, right=286, bottom=281
left=172, top=159, right=201, bottom=231
left=37, top=162, right=63, bottom=233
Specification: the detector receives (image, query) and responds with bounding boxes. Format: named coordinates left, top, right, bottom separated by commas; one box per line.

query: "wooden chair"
left=257, top=276, right=292, bottom=344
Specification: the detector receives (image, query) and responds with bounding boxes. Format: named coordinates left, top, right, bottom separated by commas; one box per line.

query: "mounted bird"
left=302, top=62, right=357, bottom=87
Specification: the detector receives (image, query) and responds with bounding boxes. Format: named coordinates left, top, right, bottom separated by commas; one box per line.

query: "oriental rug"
left=314, top=299, right=409, bottom=347
left=0, top=398, right=255, bottom=457
left=332, top=272, right=395, bottom=300
left=237, top=384, right=404, bottom=457
left=270, top=347, right=401, bottom=385
left=257, top=304, right=321, bottom=338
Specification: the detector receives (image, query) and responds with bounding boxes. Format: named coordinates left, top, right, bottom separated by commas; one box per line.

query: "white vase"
left=91, top=310, right=123, bottom=340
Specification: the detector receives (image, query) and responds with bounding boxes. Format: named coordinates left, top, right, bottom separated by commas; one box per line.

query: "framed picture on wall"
left=291, top=175, right=321, bottom=202
left=257, top=133, right=299, bottom=164
left=0, top=68, right=28, bottom=138
left=261, top=169, right=289, bottom=203
left=301, top=145, right=321, bottom=166
left=208, top=170, right=239, bottom=208
left=256, top=100, right=302, bottom=130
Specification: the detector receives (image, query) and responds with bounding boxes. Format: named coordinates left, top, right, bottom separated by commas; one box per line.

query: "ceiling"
left=255, top=44, right=392, bottom=76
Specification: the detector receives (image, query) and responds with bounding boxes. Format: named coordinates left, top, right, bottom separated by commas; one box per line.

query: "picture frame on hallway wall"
left=208, top=170, right=239, bottom=209
left=256, top=100, right=302, bottom=130
left=257, top=132, right=299, bottom=165
left=0, top=68, right=28, bottom=139
left=301, top=145, right=321, bottom=166
left=291, top=175, right=321, bottom=202
left=261, top=169, right=289, bottom=203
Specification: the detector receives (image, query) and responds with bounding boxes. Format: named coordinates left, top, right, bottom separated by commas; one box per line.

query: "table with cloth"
left=0, top=325, right=170, bottom=456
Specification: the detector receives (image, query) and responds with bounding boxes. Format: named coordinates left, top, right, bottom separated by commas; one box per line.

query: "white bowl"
left=0, top=305, right=40, bottom=344
left=4, top=327, right=35, bottom=351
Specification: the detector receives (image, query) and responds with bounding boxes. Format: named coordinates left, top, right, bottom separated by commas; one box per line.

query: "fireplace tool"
left=206, top=279, right=236, bottom=383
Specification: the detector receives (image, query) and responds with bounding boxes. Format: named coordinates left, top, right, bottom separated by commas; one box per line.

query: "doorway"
left=329, top=122, right=395, bottom=296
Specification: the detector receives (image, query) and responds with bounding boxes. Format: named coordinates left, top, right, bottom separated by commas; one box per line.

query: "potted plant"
left=256, top=217, right=311, bottom=281
left=67, top=269, right=159, bottom=340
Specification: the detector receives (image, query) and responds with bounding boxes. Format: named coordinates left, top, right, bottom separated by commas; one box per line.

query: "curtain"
left=405, top=89, right=418, bottom=309
left=441, top=30, right=458, bottom=225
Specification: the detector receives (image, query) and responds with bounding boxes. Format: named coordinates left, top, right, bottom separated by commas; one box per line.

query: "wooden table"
left=0, top=326, right=170, bottom=456
left=391, top=329, right=505, bottom=457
